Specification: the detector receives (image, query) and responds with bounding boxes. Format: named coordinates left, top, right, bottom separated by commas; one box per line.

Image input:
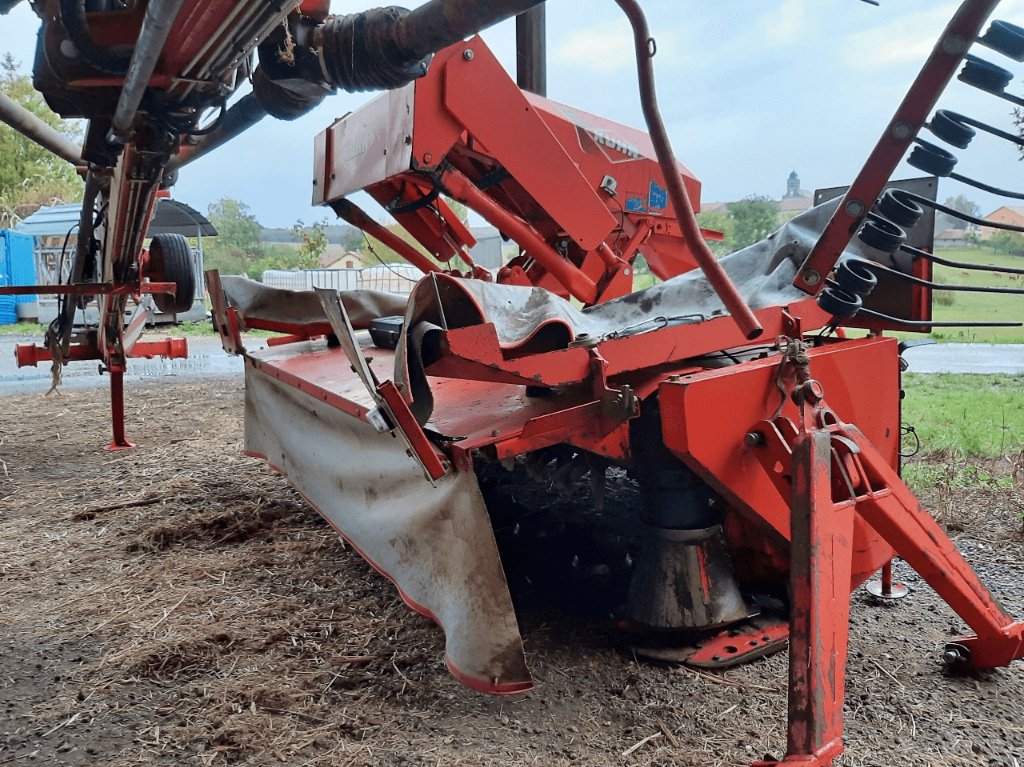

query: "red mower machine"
left=3, top=0, right=1024, bottom=765
left=207, top=2, right=1024, bottom=764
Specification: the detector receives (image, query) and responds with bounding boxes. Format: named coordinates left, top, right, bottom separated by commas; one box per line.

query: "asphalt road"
left=899, top=342, right=1024, bottom=375
left=0, top=337, right=1020, bottom=396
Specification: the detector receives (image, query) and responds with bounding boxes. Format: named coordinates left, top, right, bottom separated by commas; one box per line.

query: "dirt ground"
left=1, top=376, right=1023, bottom=767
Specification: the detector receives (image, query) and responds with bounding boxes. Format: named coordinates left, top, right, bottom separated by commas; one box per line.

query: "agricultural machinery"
left=3, top=1, right=1024, bottom=764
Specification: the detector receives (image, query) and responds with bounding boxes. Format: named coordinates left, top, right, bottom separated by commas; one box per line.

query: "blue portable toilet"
left=0, top=229, right=38, bottom=323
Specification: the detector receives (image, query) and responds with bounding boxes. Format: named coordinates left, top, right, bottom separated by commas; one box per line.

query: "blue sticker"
left=648, top=179, right=668, bottom=211
left=625, top=195, right=646, bottom=212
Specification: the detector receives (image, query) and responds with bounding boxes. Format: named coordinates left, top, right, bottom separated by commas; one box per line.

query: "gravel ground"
left=1, top=377, right=1023, bottom=767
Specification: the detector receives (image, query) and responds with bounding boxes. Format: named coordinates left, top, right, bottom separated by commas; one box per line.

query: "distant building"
left=980, top=206, right=1024, bottom=240
left=934, top=229, right=970, bottom=247
left=320, top=249, right=364, bottom=269
left=780, top=170, right=813, bottom=218
left=699, top=171, right=813, bottom=224
left=783, top=170, right=809, bottom=199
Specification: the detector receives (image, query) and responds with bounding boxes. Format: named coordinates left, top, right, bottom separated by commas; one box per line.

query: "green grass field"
left=923, top=247, right=1024, bottom=343
left=902, top=372, right=1023, bottom=458
left=901, top=372, right=1022, bottom=493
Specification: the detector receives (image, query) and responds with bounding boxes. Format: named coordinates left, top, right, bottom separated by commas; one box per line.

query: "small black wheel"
left=836, top=258, right=879, bottom=296
left=859, top=214, right=907, bottom=253
left=929, top=110, right=976, bottom=149
left=878, top=189, right=924, bottom=229
left=149, top=232, right=196, bottom=314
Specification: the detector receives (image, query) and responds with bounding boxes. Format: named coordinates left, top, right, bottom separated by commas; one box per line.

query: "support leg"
left=848, top=426, right=1024, bottom=668
left=755, top=429, right=853, bottom=767
left=866, top=558, right=909, bottom=600
left=106, top=366, right=135, bottom=451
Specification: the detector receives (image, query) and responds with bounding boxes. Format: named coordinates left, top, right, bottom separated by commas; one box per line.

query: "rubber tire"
left=149, top=232, right=196, bottom=314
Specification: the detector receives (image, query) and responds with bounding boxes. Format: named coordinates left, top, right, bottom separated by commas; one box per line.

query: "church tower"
left=785, top=170, right=801, bottom=199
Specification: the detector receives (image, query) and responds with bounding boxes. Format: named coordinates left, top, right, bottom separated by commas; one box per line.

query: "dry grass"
left=1, top=377, right=1023, bottom=766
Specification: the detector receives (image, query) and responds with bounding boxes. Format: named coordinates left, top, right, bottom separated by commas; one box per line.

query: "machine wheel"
left=149, top=233, right=196, bottom=314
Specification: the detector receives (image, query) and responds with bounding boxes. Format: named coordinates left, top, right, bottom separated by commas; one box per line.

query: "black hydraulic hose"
left=393, top=0, right=543, bottom=61
left=165, top=92, right=267, bottom=174
left=55, top=170, right=101, bottom=353
left=58, top=0, right=131, bottom=75
left=173, top=0, right=547, bottom=169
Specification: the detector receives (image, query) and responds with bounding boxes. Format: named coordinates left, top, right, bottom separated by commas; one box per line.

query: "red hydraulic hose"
left=614, top=0, right=763, bottom=340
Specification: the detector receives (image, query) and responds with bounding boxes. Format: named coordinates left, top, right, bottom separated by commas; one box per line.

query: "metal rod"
left=614, top=0, right=763, bottom=340
left=442, top=168, right=599, bottom=304
left=881, top=560, right=894, bottom=596
left=516, top=6, right=546, bottom=96
left=109, top=0, right=188, bottom=144
left=901, top=244, right=1024, bottom=275
left=0, top=92, right=83, bottom=166
left=329, top=198, right=440, bottom=276
left=107, top=366, right=134, bottom=450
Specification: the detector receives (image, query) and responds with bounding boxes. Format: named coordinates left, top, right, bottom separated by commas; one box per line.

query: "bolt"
left=623, top=268, right=632, bottom=276
left=463, top=49, right=475, bottom=61
left=423, top=152, right=433, bottom=164
left=941, top=34, right=968, bottom=55
left=802, top=269, right=821, bottom=286
left=744, top=431, right=765, bottom=447
left=845, top=198, right=866, bottom=217
left=891, top=121, right=914, bottom=140
left=801, top=379, right=826, bottom=405
left=491, top=429, right=500, bottom=437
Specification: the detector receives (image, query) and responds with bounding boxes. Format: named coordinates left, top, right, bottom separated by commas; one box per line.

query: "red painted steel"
left=317, top=37, right=722, bottom=304
left=613, top=0, right=762, bottom=340
left=14, top=337, right=188, bottom=368
left=106, top=366, right=135, bottom=451
left=0, top=281, right=176, bottom=297
left=377, top=380, right=449, bottom=481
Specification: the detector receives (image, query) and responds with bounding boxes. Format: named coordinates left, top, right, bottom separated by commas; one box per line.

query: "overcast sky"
left=4, top=0, right=1024, bottom=227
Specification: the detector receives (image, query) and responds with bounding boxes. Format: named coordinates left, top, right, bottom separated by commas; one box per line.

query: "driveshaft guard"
left=244, top=363, right=531, bottom=694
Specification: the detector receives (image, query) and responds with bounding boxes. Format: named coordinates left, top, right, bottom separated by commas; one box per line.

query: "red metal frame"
left=224, top=287, right=1024, bottom=767
left=794, top=0, right=999, bottom=295
left=315, top=37, right=727, bottom=306
left=0, top=281, right=175, bottom=297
